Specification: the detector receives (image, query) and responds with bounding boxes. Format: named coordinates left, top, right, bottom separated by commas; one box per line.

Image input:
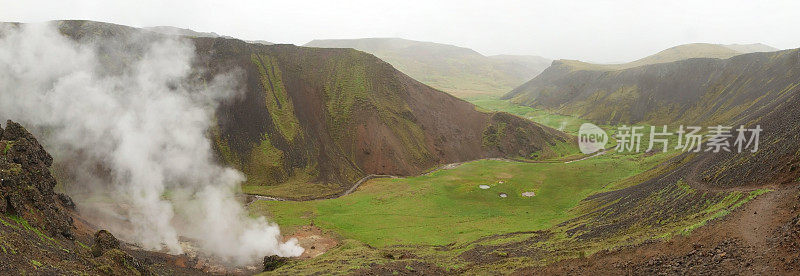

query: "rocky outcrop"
left=91, top=230, right=121, bottom=257
left=90, top=230, right=154, bottom=276
left=0, top=120, right=74, bottom=239
left=263, top=255, right=290, bottom=271
left=0, top=121, right=199, bottom=274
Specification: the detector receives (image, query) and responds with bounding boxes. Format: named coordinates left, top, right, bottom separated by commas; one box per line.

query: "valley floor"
left=247, top=97, right=782, bottom=275
left=250, top=153, right=765, bottom=274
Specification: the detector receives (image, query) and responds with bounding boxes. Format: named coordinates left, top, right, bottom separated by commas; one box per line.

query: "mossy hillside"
left=250, top=53, right=301, bottom=142
left=216, top=46, right=441, bottom=195
left=201, top=41, right=575, bottom=198
left=245, top=136, right=288, bottom=185
left=320, top=50, right=432, bottom=165
left=211, top=122, right=292, bottom=186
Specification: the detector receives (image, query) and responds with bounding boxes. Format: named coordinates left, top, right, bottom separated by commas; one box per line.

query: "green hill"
left=304, top=38, right=551, bottom=97
left=504, top=47, right=796, bottom=125
left=55, top=21, right=570, bottom=199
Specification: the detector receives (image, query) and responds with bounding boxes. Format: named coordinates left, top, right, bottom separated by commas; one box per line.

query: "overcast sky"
left=2, top=0, right=798, bottom=63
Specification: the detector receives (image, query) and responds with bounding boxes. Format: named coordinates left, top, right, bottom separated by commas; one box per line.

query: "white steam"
left=558, top=121, right=567, bottom=132
left=0, top=23, right=303, bottom=264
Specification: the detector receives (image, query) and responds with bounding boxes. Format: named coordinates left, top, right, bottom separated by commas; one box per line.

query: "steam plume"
left=0, top=23, right=303, bottom=264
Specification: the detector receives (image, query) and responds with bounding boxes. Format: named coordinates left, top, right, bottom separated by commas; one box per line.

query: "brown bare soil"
left=517, top=184, right=800, bottom=275
left=286, top=225, right=339, bottom=259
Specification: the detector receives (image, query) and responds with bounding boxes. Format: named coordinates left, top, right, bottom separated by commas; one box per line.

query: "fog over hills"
left=305, top=38, right=551, bottom=97
left=553, top=43, right=780, bottom=72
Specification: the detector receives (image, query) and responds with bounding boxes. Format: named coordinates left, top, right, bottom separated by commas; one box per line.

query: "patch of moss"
left=251, top=53, right=301, bottom=142
left=8, top=214, right=56, bottom=244
left=320, top=50, right=431, bottom=163
left=77, top=241, right=90, bottom=250
left=2, top=140, right=14, bottom=155
left=482, top=122, right=506, bottom=149
left=0, top=239, right=18, bottom=255
left=243, top=136, right=287, bottom=186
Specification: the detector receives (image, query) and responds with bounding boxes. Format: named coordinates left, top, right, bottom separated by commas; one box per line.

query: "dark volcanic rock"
left=58, top=192, right=76, bottom=210
left=263, top=255, right=290, bottom=271
left=0, top=120, right=74, bottom=239
left=92, top=229, right=121, bottom=257
left=97, top=248, right=154, bottom=276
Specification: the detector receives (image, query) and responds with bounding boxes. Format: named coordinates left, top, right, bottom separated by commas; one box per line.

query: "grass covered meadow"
left=249, top=153, right=673, bottom=247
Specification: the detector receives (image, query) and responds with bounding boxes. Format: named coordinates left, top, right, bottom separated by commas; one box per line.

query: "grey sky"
left=1, top=0, right=798, bottom=63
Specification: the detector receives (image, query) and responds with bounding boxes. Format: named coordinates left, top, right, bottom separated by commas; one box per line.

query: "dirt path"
left=564, top=149, right=607, bottom=164
left=737, top=189, right=780, bottom=247
left=520, top=184, right=800, bottom=275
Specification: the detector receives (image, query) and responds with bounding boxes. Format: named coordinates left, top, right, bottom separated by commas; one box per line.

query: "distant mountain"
left=722, top=43, right=779, bottom=53
left=144, top=26, right=275, bottom=45
left=557, top=43, right=780, bottom=71
left=247, top=40, right=274, bottom=45
left=144, top=25, right=222, bottom=38
left=304, top=38, right=551, bottom=97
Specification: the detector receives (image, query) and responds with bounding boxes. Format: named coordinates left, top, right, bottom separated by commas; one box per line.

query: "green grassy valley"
left=251, top=154, right=670, bottom=247
left=468, top=95, right=589, bottom=134
left=245, top=97, right=771, bottom=274
left=249, top=142, right=765, bottom=274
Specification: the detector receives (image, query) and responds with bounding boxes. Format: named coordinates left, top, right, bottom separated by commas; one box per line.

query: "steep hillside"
left=53, top=21, right=570, bottom=199
left=510, top=56, right=800, bottom=274
left=304, top=38, right=551, bottom=97
left=504, top=48, right=800, bottom=125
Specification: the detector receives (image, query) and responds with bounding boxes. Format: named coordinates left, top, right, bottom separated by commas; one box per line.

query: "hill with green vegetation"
left=504, top=47, right=799, bottom=125
left=55, top=21, right=570, bottom=200
left=250, top=45, right=800, bottom=273
left=304, top=38, right=551, bottom=97
left=252, top=149, right=766, bottom=274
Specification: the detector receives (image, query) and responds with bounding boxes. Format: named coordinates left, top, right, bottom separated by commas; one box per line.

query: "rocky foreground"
left=0, top=121, right=268, bottom=275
